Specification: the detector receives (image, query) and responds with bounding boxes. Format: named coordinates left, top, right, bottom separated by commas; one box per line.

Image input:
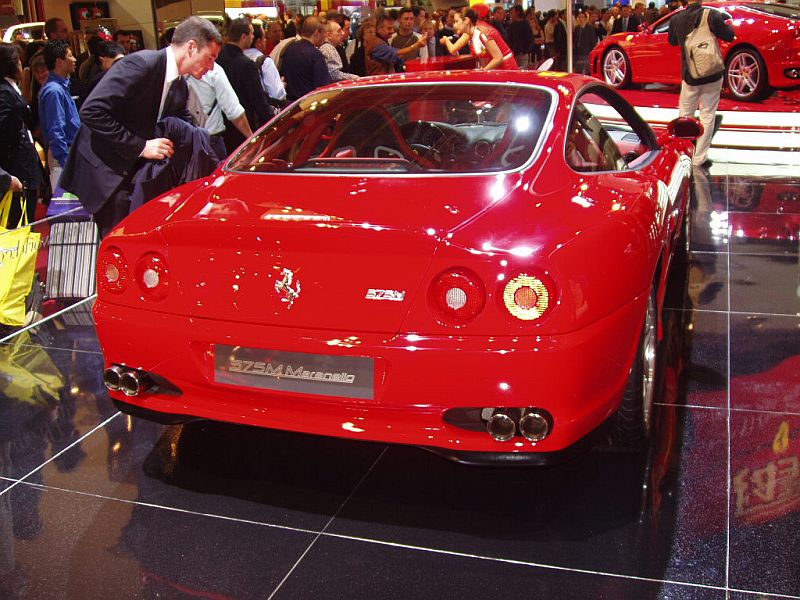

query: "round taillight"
left=503, top=274, right=550, bottom=321
left=134, top=252, right=170, bottom=301
left=97, top=246, right=128, bottom=294
left=430, top=268, right=486, bottom=325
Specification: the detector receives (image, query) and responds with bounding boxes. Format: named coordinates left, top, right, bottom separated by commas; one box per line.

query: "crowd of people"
left=0, top=17, right=138, bottom=225
left=0, top=1, right=705, bottom=238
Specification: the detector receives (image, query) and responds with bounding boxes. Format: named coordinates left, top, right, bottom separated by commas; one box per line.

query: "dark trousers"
left=93, top=188, right=132, bottom=239
left=210, top=134, right=227, bottom=163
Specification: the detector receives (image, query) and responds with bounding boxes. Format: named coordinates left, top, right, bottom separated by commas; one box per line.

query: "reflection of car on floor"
left=726, top=176, right=800, bottom=212
left=591, top=1, right=800, bottom=102
left=730, top=212, right=800, bottom=243
left=94, top=71, right=700, bottom=464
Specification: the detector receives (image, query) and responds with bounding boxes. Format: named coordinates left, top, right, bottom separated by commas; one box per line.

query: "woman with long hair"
left=440, top=8, right=518, bottom=70
left=0, top=42, right=42, bottom=226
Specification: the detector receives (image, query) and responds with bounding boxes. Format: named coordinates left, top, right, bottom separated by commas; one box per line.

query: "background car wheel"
left=602, top=47, right=632, bottom=89
left=725, top=48, right=770, bottom=102
left=727, top=177, right=763, bottom=211
left=611, top=290, right=658, bottom=448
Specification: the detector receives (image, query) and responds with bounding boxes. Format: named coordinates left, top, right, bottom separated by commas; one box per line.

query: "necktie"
left=160, top=77, right=188, bottom=119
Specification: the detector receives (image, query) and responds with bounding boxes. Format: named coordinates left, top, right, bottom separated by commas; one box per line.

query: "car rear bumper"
left=94, top=291, right=647, bottom=457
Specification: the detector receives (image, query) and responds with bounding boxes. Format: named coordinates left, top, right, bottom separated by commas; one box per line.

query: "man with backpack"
left=668, top=0, right=734, bottom=168
left=217, top=18, right=274, bottom=154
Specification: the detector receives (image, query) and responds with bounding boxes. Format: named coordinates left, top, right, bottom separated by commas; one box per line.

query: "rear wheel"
left=602, top=47, right=632, bottom=89
left=611, top=290, right=658, bottom=447
left=677, top=197, right=692, bottom=261
left=725, top=48, right=770, bottom=102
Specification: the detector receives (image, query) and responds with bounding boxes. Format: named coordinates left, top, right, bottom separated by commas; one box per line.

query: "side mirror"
left=667, top=116, right=703, bottom=140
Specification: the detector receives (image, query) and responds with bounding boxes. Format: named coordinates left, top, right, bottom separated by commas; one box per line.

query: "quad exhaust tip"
left=486, top=409, right=518, bottom=442
left=104, top=366, right=152, bottom=397
left=103, top=365, right=126, bottom=392
left=485, top=407, right=551, bottom=442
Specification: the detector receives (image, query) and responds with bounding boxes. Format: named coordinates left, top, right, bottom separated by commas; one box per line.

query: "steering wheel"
left=318, top=109, right=438, bottom=170
left=400, top=121, right=467, bottom=166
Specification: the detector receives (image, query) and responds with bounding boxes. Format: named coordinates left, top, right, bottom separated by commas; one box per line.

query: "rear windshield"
left=227, top=83, right=554, bottom=175
left=743, top=3, right=800, bottom=18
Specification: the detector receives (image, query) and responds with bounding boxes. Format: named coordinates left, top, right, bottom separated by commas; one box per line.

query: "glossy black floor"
left=1, top=158, right=799, bottom=599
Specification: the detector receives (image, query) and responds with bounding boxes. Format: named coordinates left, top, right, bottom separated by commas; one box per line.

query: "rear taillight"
left=134, top=252, right=170, bottom=301
left=502, top=274, right=550, bottom=321
left=97, top=246, right=129, bottom=294
left=429, top=268, right=486, bottom=325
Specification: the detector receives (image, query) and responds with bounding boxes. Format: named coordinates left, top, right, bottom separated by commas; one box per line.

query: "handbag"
left=0, top=191, right=42, bottom=326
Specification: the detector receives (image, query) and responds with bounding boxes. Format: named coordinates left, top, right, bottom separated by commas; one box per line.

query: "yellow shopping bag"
left=0, top=191, right=41, bottom=326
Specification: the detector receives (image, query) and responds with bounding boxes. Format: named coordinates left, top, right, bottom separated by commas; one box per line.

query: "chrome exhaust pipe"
left=519, top=408, right=550, bottom=442
left=103, top=365, right=126, bottom=391
left=119, top=370, right=152, bottom=397
left=486, top=408, right=517, bottom=442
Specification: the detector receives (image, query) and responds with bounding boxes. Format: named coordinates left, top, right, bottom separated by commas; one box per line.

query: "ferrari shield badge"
left=275, top=268, right=301, bottom=308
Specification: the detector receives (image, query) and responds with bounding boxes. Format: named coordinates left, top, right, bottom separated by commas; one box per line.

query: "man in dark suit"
left=611, top=5, right=643, bottom=33
left=216, top=17, right=274, bottom=155
left=59, top=17, right=222, bottom=236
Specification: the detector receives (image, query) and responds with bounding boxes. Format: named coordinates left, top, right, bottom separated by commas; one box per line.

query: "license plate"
left=215, top=345, right=374, bottom=400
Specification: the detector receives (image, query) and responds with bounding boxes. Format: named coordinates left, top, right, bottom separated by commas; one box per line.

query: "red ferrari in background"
left=94, top=71, right=700, bottom=464
left=591, top=1, right=800, bottom=102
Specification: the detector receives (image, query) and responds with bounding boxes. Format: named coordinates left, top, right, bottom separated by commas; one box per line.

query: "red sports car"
left=95, top=71, right=700, bottom=464
left=591, top=1, right=800, bottom=102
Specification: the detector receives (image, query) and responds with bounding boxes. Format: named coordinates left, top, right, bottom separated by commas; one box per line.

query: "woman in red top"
left=440, top=8, right=519, bottom=71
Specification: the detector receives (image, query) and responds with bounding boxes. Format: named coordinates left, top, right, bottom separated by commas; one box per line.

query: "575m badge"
left=365, top=288, right=406, bottom=302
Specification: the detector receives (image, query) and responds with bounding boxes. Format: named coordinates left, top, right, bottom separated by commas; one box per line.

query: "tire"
left=677, top=200, right=692, bottom=261
left=602, top=47, right=632, bottom=89
left=725, top=48, right=770, bottom=102
left=727, top=177, right=763, bottom=211
left=611, top=290, right=658, bottom=448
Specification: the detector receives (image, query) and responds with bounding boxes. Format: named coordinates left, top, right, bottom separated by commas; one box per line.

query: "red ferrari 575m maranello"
left=591, top=1, right=800, bottom=102
left=95, top=71, right=700, bottom=464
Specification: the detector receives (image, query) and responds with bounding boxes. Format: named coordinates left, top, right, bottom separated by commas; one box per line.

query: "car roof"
left=675, top=0, right=797, bottom=10
left=322, top=69, right=595, bottom=97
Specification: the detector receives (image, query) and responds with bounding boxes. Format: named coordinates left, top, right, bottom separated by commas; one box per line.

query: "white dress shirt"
left=244, top=48, right=287, bottom=102
left=186, top=62, right=246, bottom=136
left=158, top=45, right=181, bottom=119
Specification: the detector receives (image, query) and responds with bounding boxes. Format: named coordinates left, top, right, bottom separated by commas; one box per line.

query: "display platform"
left=614, top=85, right=800, bottom=166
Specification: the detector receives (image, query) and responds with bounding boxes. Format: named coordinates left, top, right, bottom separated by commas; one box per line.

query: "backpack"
left=274, top=38, right=299, bottom=74
left=186, top=85, right=216, bottom=128
left=684, top=9, right=724, bottom=79
left=255, top=52, right=269, bottom=73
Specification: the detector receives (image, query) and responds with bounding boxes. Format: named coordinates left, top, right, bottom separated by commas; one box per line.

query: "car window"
left=743, top=3, right=799, bottom=19
left=652, top=14, right=673, bottom=34
left=566, top=87, right=657, bottom=173
left=227, top=83, right=554, bottom=175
